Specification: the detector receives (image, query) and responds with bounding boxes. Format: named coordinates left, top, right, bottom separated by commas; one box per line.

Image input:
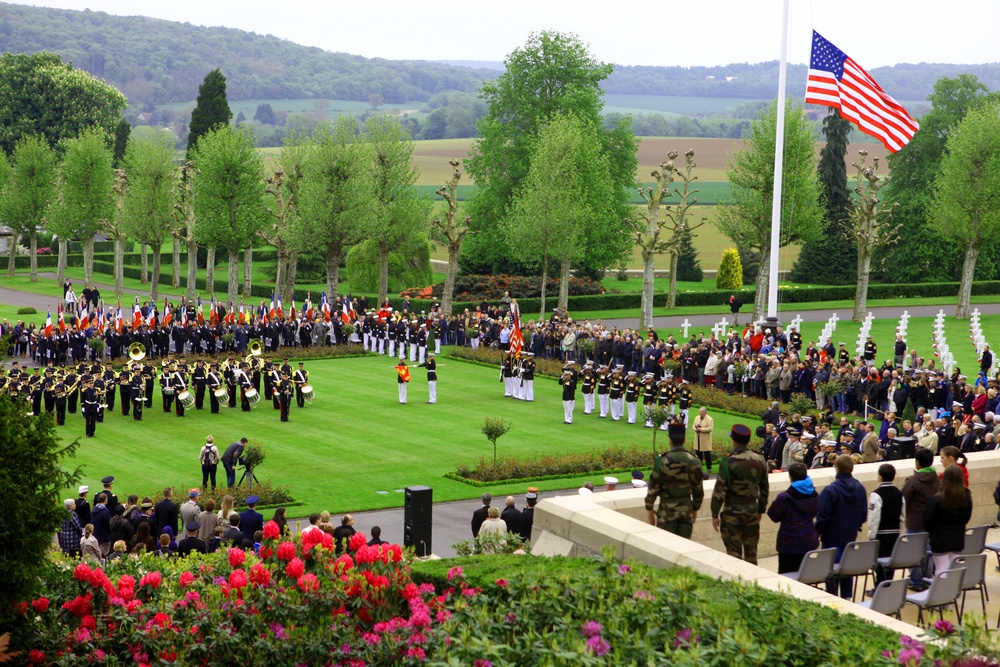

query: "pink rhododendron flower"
left=285, top=557, right=305, bottom=579
left=228, top=548, right=246, bottom=568
left=179, top=572, right=195, bottom=588
left=262, top=521, right=281, bottom=540
left=277, top=541, right=297, bottom=561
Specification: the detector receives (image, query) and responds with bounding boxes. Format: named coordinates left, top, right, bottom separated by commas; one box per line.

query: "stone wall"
left=529, top=451, right=1000, bottom=639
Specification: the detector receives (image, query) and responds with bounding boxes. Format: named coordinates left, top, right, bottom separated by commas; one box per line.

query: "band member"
left=82, top=381, right=99, bottom=437
left=224, top=356, right=238, bottom=409
left=93, top=374, right=106, bottom=423
left=270, top=365, right=281, bottom=410
left=102, top=363, right=117, bottom=412
left=192, top=358, right=207, bottom=410
left=131, top=372, right=145, bottom=421
left=173, top=364, right=187, bottom=417
left=238, top=363, right=252, bottom=412
left=142, top=360, right=155, bottom=409
left=278, top=371, right=293, bottom=422
left=262, top=357, right=275, bottom=401
left=294, top=363, right=309, bottom=408
left=161, top=365, right=175, bottom=412
left=118, top=367, right=131, bottom=416
left=207, top=363, right=222, bottom=414
left=43, top=368, right=56, bottom=413
left=54, top=377, right=67, bottom=426
left=65, top=367, right=79, bottom=415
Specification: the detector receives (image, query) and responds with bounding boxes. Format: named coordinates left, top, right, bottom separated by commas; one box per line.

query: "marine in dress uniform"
left=561, top=362, right=578, bottom=424
left=624, top=371, right=640, bottom=424
left=596, top=365, right=611, bottom=418
left=609, top=367, right=625, bottom=421
left=520, top=353, right=536, bottom=402
left=416, top=354, right=437, bottom=404
left=580, top=361, right=596, bottom=414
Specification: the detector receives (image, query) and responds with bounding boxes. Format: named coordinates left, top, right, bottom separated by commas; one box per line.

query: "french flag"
left=78, top=304, right=89, bottom=331
left=321, top=291, right=331, bottom=322
left=289, top=299, right=297, bottom=321
left=276, top=293, right=284, bottom=320
left=44, top=309, right=53, bottom=337
left=132, top=298, right=142, bottom=331
left=269, top=292, right=276, bottom=321
left=162, top=298, right=172, bottom=327
left=341, top=298, right=351, bottom=324
left=115, top=301, right=123, bottom=334
left=197, top=296, right=204, bottom=325
left=306, top=292, right=314, bottom=320
left=57, top=306, right=66, bottom=334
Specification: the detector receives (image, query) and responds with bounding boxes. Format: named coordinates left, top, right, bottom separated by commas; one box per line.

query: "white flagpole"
left=767, top=0, right=790, bottom=321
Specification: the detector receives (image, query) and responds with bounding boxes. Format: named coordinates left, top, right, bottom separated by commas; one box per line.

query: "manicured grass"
left=51, top=353, right=746, bottom=518
left=600, top=276, right=825, bottom=294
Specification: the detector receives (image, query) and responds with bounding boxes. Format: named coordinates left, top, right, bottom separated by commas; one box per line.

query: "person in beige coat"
left=861, top=422, right=880, bottom=463
left=693, top=406, right=715, bottom=471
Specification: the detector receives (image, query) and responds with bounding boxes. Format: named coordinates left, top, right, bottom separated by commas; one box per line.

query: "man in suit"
left=177, top=521, right=208, bottom=556
left=222, top=513, right=244, bottom=545
left=239, top=495, right=264, bottom=543
left=154, top=487, right=179, bottom=539
left=471, top=492, right=492, bottom=538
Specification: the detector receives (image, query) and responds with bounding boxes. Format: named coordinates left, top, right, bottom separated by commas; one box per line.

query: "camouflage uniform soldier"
left=711, top=423, right=769, bottom=564
left=644, top=419, right=704, bottom=538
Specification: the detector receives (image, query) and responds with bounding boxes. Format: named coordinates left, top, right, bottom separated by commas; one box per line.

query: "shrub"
left=716, top=247, right=743, bottom=290
left=16, top=307, right=37, bottom=315
left=346, top=236, right=433, bottom=294
left=454, top=444, right=656, bottom=483
left=144, top=479, right=296, bottom=510
left=675, top=227, right=703, bottom=282
left=399, top=273, right=605, bottom=301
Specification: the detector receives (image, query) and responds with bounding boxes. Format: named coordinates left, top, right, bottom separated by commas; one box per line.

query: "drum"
left=162, top=387, right=175, bottom=396
left=245, top=388, right=261, bottom=406
left=178, top=390, right=195, bottom=409
left=301, top=384, right=315, bottom=404
left=213, top=387, right=230, bottom=404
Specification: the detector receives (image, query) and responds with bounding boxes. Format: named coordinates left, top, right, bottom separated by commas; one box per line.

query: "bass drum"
left=213, top=387, right=230, bottom=404
left=177, top=390, right=195, bottom=409
left=245, top=388, right=261, bottom=407
left=301, top=384, right=315, bottom=404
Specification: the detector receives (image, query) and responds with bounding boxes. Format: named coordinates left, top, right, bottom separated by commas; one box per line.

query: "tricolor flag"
left=115, top=301, right=123, bottom=334
left=181, top=302, right=188, bottom=327
left=306, top=292, right=314, bottom=320
left=57, top=305, right=66, bottom=334
left=132, top=297, right=142, bottom=331
left=269, top=293, right=276, bottom=321
left=197, top=296, right=204, bottom=325
left=162, top=298, right=172, bottom=327
left=78, top=304, right=89, bottom=331
left=805, top=31, right=919, bottom=153
left=276, top=293, right=284, bottom=320
left=239, top=302, right=246, bottom=325
left=289, top=299, right=297, bottom=321
left=341, top=298, right=351, bottom=324
left=44, top=309, right=53, bottom=337
left=508, top=301, right=524, bottom=357
left=259, top=300, right=268, bottom=323
left=321, top=291, right=331, bottom=322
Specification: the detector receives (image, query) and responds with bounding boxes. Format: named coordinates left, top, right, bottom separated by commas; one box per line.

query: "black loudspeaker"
left=404, top=485, right=433, bottom=525
left=404, top=520, right=432, bottom=557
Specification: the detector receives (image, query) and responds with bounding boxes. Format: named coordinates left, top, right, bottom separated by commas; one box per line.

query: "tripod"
left=237, top=466, right=260, bottom=487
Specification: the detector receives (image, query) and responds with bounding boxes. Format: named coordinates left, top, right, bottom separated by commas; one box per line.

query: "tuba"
left=128, top=342, right=146, bottom=363
left=246, top=339, right=263, bottom=370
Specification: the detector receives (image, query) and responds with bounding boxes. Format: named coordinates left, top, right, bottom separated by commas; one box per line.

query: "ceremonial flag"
left=209, top=297, right=218, bottom=326
left=115, top=301, right=123, bottom=334
left=394, top=363, right=411, bottom=382
left=276, top=293, right=284, bottom=320
left=269, top=293, right=276, bottom=321
left=132, top=298, right=142, bottom=331
left=197, top=296, right=204, bottom=325
left=57, top=305, right=66, bottom=334
left=508, top=301, right=524, bottom=357
left=305, top=292, right=314, bottom=320
left=78, top=304, right=89, bottom=331
left=239, top=303, right=246, bottom=325
left=805, top=31, right=919, bottom=153
left=289, top=299, right=297, bottom=321
left=180, top=301, right=188, bottom=327
left=259, top=300, right=268, bottom=322
left=44, top=309, right=53, bottom=337
left=162, top=298, right=172, bottom=327
left=321, top=291, right=331, bottom=322
left=341, top=299, right=351, bottom=324
left=146, top=305, right=156, bottom=328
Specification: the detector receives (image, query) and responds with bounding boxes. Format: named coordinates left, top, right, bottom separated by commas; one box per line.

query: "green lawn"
left=600, top=276, right=825, bottom=294
left=52, top=354, right=744, bottom=518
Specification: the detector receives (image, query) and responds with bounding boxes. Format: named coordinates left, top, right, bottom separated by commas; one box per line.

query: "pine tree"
left=235, top=110, right=246, bottom=125
left=790, top=109, right=854, bottom=284
left=187, top=69, right=232, bottom=158
left=112, top=117, right=130, bottom=168
left=716, top=248, right=743, bottom=290
left=675, top=225, right=703, bottom=281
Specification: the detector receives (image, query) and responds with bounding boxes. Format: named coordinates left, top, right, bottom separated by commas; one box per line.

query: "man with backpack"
left=200, top=435, right=221, bottom=491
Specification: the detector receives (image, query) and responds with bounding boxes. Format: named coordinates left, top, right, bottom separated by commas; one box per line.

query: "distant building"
left=0, top=225, right=13, bottom=254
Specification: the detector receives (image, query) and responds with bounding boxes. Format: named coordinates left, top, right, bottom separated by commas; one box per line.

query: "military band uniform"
left=645, top=422, right=705, bottom=538
left=417, top=357, right=437, bottom=404
left=54, top=380, right=67, bottom=425
left=208, top=368, right=222, bottom=414
left=278, top=376, right=293, bottom=422
left=711, top=425, right=769, bottom=565
left=580, top=364, right=596, bottom=414
left=294, top=366, right=308, bottom=408
left=118, top=370, right=131, bottom=416
left=82, top=385, right=99, bottom=437
left=193, top=362, right=207, bottom=409
left=561, top=365, right=578, bottom=424
left=173, top=371, right=187, bottom=417
left=131, top=375, right=144, bottom=421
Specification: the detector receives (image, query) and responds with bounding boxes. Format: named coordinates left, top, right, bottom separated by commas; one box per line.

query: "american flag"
left=805, top=31, right=918, bottom=153
left=508, top=302, right=524, bottom=357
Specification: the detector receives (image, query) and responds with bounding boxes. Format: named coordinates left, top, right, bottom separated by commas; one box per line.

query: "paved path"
left=602, top=303, right=1000, bottom=331
left=0, top=272, right=159, bottom=314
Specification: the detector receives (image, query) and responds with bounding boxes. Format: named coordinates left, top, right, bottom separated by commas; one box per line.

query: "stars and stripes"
left=508, top=301, right=524, bottom=357
left=805, top=30, right=918, bottom=153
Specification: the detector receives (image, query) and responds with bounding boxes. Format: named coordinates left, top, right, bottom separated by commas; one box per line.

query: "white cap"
left=631, top=479, right=648, bottom=488
left=604, top=476, right=619, bottom=485
left=79, top=485, right=89, bottom=494
left=578, top=487, right=593, bottom=495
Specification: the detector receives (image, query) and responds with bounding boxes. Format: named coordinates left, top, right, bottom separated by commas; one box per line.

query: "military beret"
left=667, top=422, right=686, bottom=442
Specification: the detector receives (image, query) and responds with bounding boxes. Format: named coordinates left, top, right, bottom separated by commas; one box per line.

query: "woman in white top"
left=80, top=524, right=102, bottom=564
left=64, top=286, right=78, bottom=312
left=476, top=506, right=508, bottom=553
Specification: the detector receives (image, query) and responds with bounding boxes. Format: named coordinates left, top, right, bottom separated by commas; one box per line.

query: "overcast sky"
left=14, top=0, right=1000, bottom=68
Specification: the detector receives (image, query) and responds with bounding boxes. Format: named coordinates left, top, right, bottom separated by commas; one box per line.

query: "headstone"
left=681, top=319, right=692, bottom=339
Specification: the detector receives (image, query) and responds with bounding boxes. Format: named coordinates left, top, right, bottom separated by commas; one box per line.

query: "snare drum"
left=177, top=390, right=195, bottom=409
left=246, top=388, right=261, bottom=406
left=301, top=384, right=314, bottom=404
left=213, top=387, right=230, bottom=404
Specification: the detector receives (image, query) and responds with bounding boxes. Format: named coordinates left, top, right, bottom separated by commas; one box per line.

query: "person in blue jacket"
left=814, top=455, right=868, bottom=599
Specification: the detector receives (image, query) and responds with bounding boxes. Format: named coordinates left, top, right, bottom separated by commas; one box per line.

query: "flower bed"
left=399, top=273, right=604, bottom=301
left=452, top=445, right=656, bottom=484
left=143, top=480, right=298, bottom=511
left=12, top=534, right=997, bottom=665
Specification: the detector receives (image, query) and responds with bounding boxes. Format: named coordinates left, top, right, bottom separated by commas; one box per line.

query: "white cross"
left=972, top=308, right=981, bottom=317
left=712, top=319, right=728, bottom=339
left=790, top=315, right=803, bottom=330
left=681, top=319, right=691, bottom=339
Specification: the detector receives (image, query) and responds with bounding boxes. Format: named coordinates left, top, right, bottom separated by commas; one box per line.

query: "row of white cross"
left=855, top=312, right=875, bottom=358
left=969, top=308, right=992, bottom=375
left=819, top=313, right=839, bottom=345
left=932, top=310, right=955, bottom=375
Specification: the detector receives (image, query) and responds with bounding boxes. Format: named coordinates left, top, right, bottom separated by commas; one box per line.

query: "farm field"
left=47, top=354, right=743, bottom=517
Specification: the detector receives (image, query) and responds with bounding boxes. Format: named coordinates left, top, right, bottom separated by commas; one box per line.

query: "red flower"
left=349, top=532, right=367, bottom=552
left=139, top=571, right=162, bottom=589
left=249, top=563, right=271, bottom=587
left=260, top=545, right=273, bottom=559
left=179, top=572, right=195, bottom=588
left=126, top=600, right=142, bottom=614
left=496, top=578, right=508, bottom=588
left=276, top=541, right=297, bottom=562
left=297, top=573, right=319, bottom=593
left=401, top=583, right=420, bottom=600
left=228, top=548, right=246, bottom=568
left=31, top=598, right=49, bottom=614
left=88, top=567, right=110, bottom=589
left=262, top=520, right=280, bottom=540
left=285, top=557, right=305, bottom=579
left=152, top=611, right=172, bottom=628
left=73, top=562, right=93, bottom=582
left=228, top=569, right=248, bottom=590
left=61, top=593, right=93, bottom=618
left=80, top=614, right=97, bottom=630
left=28, top=650, right=45, bottom=665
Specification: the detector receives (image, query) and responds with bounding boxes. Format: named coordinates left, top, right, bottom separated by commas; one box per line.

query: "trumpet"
left=129, top=342, right=146, bottom=362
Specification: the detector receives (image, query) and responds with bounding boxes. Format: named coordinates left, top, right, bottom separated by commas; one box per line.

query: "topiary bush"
left=716, top=247, right=743, bottom=290
left=17, top=307, right=37, bottom=315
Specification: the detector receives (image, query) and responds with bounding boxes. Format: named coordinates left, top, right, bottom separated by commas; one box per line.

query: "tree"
left=48, top=129, right=115, bottom=284
left=253, top=103, right=276, bottom=126
left=297, top=119, right=373, bottom=300
left=235, top=110, right=246, bottom=125
left=675, top=225, right=703, bottom=282
left=932, top=103, right=1000, bottom=319
left=882, top=75, right=1000, bottom=283
left=716, top=248, right=743, bottom=290
left=0, top=51, right=127, bottom=155
left=122, top=133, right=178, bottom=301
left=192, top=126, right=265, bottom=306
left=1, top=136, right=56, bottom=281
left=431, top=159, right=473, bottom=316
left=717, top=98, right=823, bottom=322
left=111, top=117, right=130, bottom=168
left=505, top=113, right=612, bottom=318
left=464, top=30, right=636, bottom=275
left=843, top=152, right=900, bottom=321
left=173, top=162, right=199, bottom=301
left=790, top=109, right=854, bottom=285
left=365, top=114, right=427, bottom=306
left=104, top=168, right=129, bottom=297
left=481, top=416, right=511, bottom=468
left=0, top=395, right=81, bottom=612
left=186, top=69, right=232, bottom=159
left=368, top=93, right=384, bottom=111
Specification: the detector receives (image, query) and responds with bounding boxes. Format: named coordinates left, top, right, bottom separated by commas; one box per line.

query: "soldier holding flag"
left=394, top=359, right=410, bottom=404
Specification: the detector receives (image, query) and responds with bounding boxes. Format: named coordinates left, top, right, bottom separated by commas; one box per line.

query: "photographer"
left=221, top=437, right=247, bottom=489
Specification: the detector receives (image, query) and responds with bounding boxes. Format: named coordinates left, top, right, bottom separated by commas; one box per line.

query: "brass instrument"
left=128, top=342, right=146, bottom=363
left=248, top=339, right=263, bottom=357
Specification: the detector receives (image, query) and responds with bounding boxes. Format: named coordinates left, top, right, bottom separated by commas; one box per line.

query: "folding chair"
left=782, top=548, right=837, bottom=588
left=858, top=578, right=908, bottom=619
left=832, top=540, right=879, bottom=601
left=905, top=567, right=964, bottom=626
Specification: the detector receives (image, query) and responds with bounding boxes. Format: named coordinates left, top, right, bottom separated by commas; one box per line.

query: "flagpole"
left=766, top=0, right=790, bottom=323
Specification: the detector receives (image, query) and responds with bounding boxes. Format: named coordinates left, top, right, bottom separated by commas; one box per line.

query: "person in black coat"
left=471, top=493, right=492, bottom=538
left=239, top=495, right=264, bottom=543
left=500, top=496, right=521, bottom=535
left=519, top=489, right=538, bottom=542
left=154, top=488, right=180, bottom=539
left=923, top=464, right=973, bottom=575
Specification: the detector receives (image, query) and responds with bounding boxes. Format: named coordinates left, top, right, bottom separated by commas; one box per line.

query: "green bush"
left=716, top=247, right=743, bottom=290
left=16, top=307, right=37, bottom=315
left=143, top=478, right=296, bottom=510
left=346, top=236, right=433, bottom=294
left=454, top=444, right=656, bottom=483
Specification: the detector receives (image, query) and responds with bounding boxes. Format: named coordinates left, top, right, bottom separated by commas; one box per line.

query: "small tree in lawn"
left=716, top=248, right=743, bottom=290
left=482, top=416, right=511, bottom=468
left=644, top=405, right=672, bottom=455
left=242, top=440, right=266, bottom=493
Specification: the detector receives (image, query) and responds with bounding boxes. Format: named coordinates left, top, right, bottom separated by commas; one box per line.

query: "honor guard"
left=596, top=365, right=611, bottom=418
left=561, top=362, right=578, bottom=424
left=609, top=367, right=625, bottom=421
left=416, top=354, right=437, bottom=404
left=624, top=371, right=640, bottom=424
left=677, top=380, right=693, bottom=427
left=520, top=352, right=535, bottom=402
left=580, top=361, right=596, bottom=414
